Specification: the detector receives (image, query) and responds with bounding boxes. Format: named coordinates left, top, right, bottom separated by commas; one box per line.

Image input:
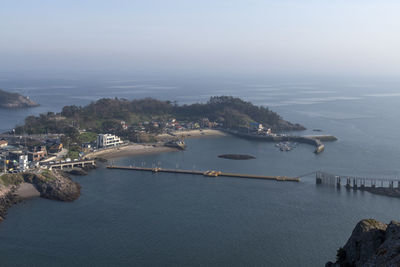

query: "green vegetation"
left=78, top=132, right=97, bottom=143
left=67, top=149, right=80, bottom=159
left=13, top=96, right=305, bottom=142
left=40, top=170, right=56, bottom=181
left=0, top=173, right=24, bottom=186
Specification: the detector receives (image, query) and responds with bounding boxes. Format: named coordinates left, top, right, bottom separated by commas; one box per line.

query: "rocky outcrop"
left=0, top=89, right=39, bottom=109
left=365, top=187, right=400, bottom=198
left=63, top=168, right=88, bottom=176
left=22, top=171, right=81, bottom=202
left=0, top=191, right=17, bottom=222
left=218, top=154, right=256, bottom=160
left=326, top=219, right=400, bottom=266
left=0, top=170, right=81, bottom=223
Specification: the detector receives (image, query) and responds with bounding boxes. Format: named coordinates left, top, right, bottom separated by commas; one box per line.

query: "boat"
left=164, top=140, right=186, bottom=150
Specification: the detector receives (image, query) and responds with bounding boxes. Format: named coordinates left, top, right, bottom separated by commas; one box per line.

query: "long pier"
left=107, top=166, right=300, bottom=182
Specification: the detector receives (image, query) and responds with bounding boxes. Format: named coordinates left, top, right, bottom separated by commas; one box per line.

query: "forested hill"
left=0, top=89, right=39, bottom=109
left=15, top=96, right=305, bottom=135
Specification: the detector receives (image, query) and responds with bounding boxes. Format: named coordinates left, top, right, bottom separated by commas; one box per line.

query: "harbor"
left=223, top=129, right=335, bottom=154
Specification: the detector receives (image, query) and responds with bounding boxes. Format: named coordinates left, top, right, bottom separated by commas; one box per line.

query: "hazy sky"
left=1, top=0, right=400, bottom=77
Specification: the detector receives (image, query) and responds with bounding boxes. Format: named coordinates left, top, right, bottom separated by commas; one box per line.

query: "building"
left=249, top=122, right=264, bottom=132
left=28, top=146, right=47, bottom=162
left=97, top=134, right=123, bottom=149
left=0, top=139, right=8, bottom=148
left=121, top=121, right=128, bottom=130
left=19, top=155, right=28, bottom=171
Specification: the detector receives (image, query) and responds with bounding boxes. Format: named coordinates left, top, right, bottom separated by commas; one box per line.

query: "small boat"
left=165, top=140, right=186, bottom=150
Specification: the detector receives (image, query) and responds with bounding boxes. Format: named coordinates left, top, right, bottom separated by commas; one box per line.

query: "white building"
left=19, top=155, right=28, bottom=171
left=97, top=134, right=123, bottom=149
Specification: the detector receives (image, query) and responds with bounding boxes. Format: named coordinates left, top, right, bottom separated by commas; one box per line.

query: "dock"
left=106, top=166, right=300, bottom=182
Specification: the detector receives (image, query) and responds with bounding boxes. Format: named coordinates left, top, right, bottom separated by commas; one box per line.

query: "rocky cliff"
left=326, top=219, right=400, bottom=266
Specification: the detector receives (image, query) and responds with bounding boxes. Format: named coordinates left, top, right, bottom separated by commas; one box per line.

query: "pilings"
left=316, top=171, right=400, bottom=191
left=45, top=160, right=95, bottom=170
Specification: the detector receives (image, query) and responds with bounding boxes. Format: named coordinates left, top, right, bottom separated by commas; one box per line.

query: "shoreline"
left=86, top=129, right=227, bottom=159
left=158, top=129, right=228, bottom=139
left=86, top=144, right=177, bottom=160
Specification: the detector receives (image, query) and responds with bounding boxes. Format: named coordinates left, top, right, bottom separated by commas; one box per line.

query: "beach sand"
left=85, top=129, right=227, bottom=159
left=15, top=183, right=40, bottom=199
left=85, top=144, right=176, bottom=159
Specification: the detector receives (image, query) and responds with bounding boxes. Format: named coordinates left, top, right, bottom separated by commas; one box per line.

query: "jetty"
left=223, top=129, right=336, bottom=154
left=107, top=165, right=300, bottom=182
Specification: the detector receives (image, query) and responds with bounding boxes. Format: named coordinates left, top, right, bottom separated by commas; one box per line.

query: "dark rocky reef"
left=0, top=88, right=39, bottom=109
left=218, top=154, right=256, bottom=160
left=364, top=187, right=400, bottom=198
left=64, top=168, right=88, bottom=176
left=326, top=219, right=400, bottom=266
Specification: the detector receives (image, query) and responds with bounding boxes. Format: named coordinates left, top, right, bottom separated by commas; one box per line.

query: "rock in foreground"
left=326, top=219, right=400, bottom=266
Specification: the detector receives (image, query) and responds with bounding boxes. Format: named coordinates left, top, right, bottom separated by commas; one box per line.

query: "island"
left=5, top=96, right=307, bottom=159
left=0, top=89, right=39, bottom=109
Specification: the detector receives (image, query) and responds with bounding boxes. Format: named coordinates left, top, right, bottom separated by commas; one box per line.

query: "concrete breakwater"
left=223, top=129, right=336, bottom=154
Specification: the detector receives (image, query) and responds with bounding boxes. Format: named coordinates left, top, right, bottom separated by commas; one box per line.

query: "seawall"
left=223, top=129, right=334, bottom=154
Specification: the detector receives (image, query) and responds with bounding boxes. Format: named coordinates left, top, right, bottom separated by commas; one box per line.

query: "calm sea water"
left=0, top=75, right=400, bottom=266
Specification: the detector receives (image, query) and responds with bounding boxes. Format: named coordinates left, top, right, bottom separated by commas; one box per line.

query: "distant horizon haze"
left=1, top=0, right=400, bottom=78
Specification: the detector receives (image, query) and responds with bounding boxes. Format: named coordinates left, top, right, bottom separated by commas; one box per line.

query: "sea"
left=0, top=74, right=400, bottom=266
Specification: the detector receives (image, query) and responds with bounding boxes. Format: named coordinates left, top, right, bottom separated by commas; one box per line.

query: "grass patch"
left=67, top=149, right=80, bottom=159
left=40, top=170, right=56, bottom=181
left=0, top=173, right=24, bottom=186
left=78, top=132, right=97, bottom=143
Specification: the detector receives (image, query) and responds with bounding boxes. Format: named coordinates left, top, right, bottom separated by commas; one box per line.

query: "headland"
left=0, top=89, right=39, bottom=109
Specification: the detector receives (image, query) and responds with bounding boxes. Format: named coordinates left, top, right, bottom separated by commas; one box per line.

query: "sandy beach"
left=85, top=129, right=227, bottom=159
left=15, top=183, right=40, bottom=199
left=85, top=144, right=176, bottom=159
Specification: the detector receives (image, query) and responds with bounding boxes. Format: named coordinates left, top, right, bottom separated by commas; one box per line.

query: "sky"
left=1, top=0, right=400, bottom=78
